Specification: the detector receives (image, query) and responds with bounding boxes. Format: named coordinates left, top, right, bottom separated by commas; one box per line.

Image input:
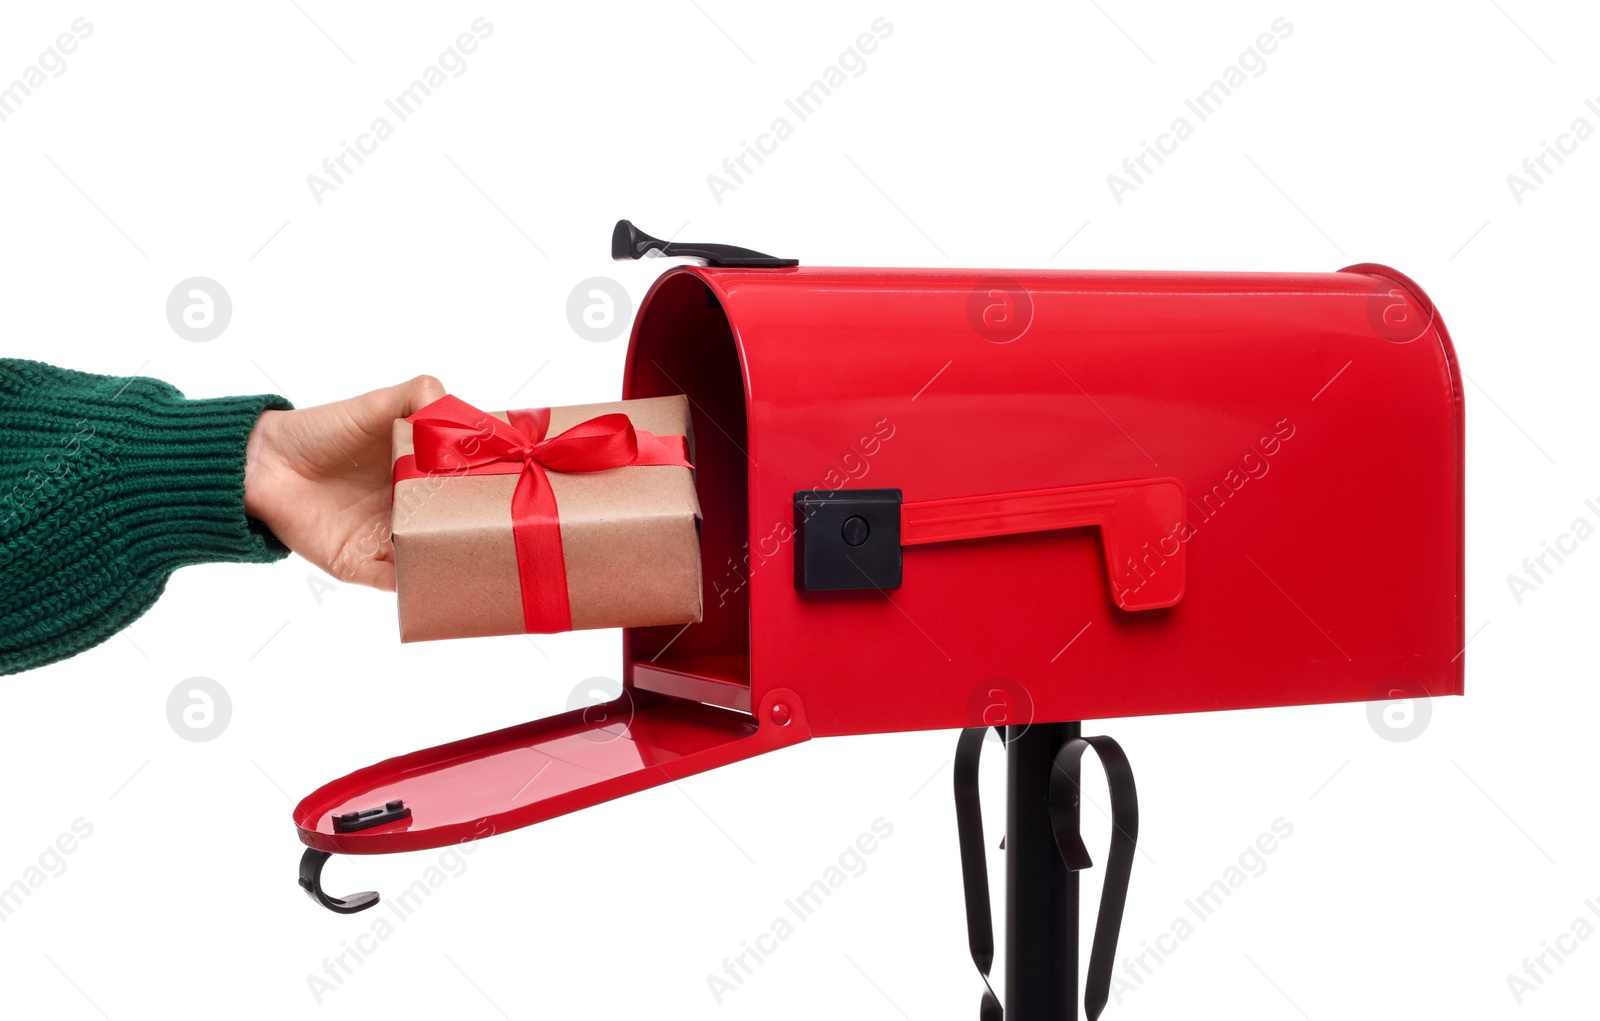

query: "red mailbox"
left=294, top=222, right=1462, bottom=1020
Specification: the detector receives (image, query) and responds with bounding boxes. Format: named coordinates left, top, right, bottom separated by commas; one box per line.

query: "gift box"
left=391, top=393, right=702, bottom=642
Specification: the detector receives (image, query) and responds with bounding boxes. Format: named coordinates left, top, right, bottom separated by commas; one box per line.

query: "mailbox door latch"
left=794, top=489, right=902, bottom=591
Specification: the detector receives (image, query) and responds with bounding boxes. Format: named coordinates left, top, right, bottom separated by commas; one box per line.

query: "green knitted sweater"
left=0, top=359, right=292, bottom=675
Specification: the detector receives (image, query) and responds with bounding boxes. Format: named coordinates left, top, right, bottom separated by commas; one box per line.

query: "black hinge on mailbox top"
left=795, top=489, right=903, bottom=591
left=612, top=219, right=798, bottom=268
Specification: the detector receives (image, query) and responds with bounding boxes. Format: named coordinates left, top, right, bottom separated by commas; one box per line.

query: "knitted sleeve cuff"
left=118, top=390, right=296, bottom=567
left=0, top=358, right=292, bottom=674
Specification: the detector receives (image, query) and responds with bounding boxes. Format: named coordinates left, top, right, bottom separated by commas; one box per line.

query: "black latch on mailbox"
left=332, top=800, right=411, bottom=834
left=612, top=219, right=798, bottom=268
left=794, top=489, right=902, bottom=591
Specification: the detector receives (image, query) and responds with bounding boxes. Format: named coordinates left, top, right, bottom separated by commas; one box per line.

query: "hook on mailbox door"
left=298, top=798, right=414, bottom=913
left=299, top=848, right=380, bottom=915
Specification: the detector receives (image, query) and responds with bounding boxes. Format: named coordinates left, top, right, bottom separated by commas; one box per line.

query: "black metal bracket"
left=953, top=723, right=1139, bottom=1021
left=1050, top=735, right=1139, bottom=1021
left=298, top=848, right=380, bottom=915
left=611, top=219, right=798, bottom=268
left=954, top=728, right=1005, bottom=1021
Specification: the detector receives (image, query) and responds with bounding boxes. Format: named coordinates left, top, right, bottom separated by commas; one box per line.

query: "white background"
left=0, top=2, right=1595, bottom=1018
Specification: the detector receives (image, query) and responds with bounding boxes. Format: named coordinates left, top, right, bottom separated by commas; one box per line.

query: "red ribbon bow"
left=392, top=394, right=692, bottom=633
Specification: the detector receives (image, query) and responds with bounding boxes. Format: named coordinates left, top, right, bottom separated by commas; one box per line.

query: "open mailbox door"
left=296, top=689, right=808, bottom=857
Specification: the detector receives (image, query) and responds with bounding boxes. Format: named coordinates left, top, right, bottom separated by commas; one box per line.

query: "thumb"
left=349, top=374, right=447, bottom=431
left=396, top=374, right=448, bottom=416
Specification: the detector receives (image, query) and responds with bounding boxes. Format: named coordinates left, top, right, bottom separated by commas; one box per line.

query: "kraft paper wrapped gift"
left=391, top=394, right=703, bottom=642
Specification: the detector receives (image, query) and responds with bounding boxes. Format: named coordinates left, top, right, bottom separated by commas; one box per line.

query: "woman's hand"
left=243, top=375, right=446, bottom=590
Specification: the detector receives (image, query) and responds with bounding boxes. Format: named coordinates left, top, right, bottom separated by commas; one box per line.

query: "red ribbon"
left=392, top=394, right=692, bottom=633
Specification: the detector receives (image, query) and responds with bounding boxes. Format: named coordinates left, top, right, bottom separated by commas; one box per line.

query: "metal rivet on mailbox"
left=771, top=703, right=792, bottom=726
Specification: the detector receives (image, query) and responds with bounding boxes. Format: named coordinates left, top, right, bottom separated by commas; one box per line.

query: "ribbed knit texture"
left=0, top=359, right=292, bottom=675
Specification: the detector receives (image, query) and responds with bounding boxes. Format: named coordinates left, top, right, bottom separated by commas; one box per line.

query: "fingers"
left=327, top=545, right=397, bottom=592
left=327, top=521, right=397, bottom=592
left=295, top=376, right=442, bottom=591
left=342, top=556, right=398, bottom=592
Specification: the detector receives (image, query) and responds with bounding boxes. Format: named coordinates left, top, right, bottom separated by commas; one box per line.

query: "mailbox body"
left=624, top=263, right=1464, bottom=735
left=296, top=261, right=1462, bottom=855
